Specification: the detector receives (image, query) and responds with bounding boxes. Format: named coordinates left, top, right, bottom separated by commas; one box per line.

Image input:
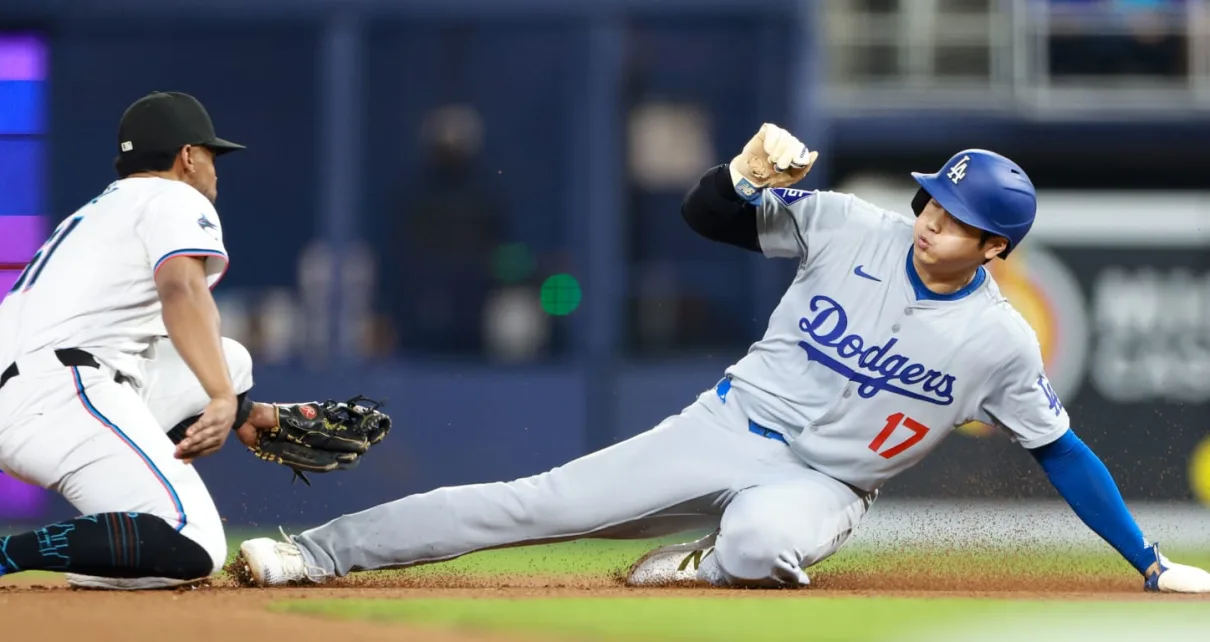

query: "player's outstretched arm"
left=1029, top=430, right=1210, bottom=593
left=988, top=335, right=1209, bottom=592
left=155, top=255, right=238, bottom=460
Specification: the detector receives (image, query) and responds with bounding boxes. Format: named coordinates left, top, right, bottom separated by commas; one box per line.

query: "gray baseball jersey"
left=726, top=187, right=1070, bottom=491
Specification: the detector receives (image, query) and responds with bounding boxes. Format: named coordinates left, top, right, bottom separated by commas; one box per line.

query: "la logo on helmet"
left=947, top=155, right=971, bottom=184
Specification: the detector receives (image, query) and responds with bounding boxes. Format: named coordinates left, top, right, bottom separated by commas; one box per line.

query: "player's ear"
left=982, top=235, right=1008, bottom=261
left=179, top=145, right=196, bottom=174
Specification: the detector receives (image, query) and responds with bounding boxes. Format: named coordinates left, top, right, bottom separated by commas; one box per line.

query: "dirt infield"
left=4, top=566, right=1202, bottom=642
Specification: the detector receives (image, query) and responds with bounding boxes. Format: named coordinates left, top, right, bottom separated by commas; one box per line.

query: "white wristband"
left=729, top=161, right=764, bottom=204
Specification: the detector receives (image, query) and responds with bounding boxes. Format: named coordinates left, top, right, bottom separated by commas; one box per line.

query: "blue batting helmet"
left=910, top=149, right=1036, bottom=259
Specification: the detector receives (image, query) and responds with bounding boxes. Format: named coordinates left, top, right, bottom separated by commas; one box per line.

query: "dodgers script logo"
left=798, top=295, right=957, bottom=405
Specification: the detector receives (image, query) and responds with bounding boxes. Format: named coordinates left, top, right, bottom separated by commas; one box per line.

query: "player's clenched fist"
left=729, top=123, right=818, bottom=201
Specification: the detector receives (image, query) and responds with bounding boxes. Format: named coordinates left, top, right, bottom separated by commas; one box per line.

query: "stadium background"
left=0, top=0, right=1207, bottom=531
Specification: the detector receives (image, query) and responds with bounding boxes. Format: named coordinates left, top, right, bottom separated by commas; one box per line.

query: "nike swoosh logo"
left=854, top=265, right=881, bottom=282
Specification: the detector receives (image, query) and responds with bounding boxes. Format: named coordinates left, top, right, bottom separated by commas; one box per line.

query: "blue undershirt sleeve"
left=1029, top=429, right=1152, bottom=575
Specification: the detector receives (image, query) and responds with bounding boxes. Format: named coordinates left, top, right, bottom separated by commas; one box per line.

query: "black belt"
left=0, top=348, right=102, bottom=391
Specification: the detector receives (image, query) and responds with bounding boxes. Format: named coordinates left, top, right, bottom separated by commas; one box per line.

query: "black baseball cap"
left=117, top=91, right=245, bottom=157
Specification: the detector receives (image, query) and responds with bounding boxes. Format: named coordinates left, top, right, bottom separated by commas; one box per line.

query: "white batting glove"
left=1144, top=544, right=1210, bottom=593
left=728, top=123, right=818, bottom=203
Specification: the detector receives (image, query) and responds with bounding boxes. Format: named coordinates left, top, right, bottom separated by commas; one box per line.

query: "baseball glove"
left=250, top=395, right=391, bottom=485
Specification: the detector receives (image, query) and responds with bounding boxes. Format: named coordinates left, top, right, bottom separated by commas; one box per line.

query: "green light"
left=540, top=273, right=582, bottom=316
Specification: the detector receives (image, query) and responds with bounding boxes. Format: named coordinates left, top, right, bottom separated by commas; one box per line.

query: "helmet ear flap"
left=911, top=187, right=931, bottom=216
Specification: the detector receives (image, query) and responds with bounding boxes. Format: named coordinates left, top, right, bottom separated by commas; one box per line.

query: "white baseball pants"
left=0, top=337, right=254, bottom=574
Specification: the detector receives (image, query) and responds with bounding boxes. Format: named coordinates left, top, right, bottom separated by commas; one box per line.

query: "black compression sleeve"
left=680, top=164, right=762, bottom=253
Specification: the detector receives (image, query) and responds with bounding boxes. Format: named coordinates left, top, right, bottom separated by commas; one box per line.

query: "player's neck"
left=126, top=170, right=182, bottom=182
left=909, top=253, right=979, bottom=295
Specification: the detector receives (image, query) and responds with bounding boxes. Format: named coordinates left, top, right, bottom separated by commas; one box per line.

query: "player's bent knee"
left=128, top=513, right=222, bottom=579
left=221, top=337, right=254, bottom=395
left=186, top=513, right=228, bottom=575
left=714, top=525, right=806, bottom=587
left=149, top=501, right=227, bottom=576
left=198, top=530, right=228, bottom=576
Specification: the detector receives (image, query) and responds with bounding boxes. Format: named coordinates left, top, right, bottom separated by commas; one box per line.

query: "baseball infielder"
left=0, top=92, right=389, bottom=591
left=236, top=124, right=1210, bottom=593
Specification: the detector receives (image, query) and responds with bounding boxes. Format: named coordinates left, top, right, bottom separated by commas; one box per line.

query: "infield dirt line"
left=2, top=568, right=1197, bottom=599
left=3, top=573, right=1205, bottom=642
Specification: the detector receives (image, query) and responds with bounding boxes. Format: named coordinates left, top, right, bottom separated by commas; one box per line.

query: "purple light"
left=0, top=32, right=49, bottom=521
left=0, top=34, right=47, bottom=81
left=0, top=473, right=46, bottom=519
left=0, top=270, right=18, bottom=297
left=0, top=216, right=45, bottom=265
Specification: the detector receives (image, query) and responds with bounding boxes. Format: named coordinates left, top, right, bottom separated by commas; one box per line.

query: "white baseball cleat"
left=233, top=529, right=331, bottom=587
left=1144, top=543, right=1210, bottom=593
left=66, top=574, right=208, bottom=591
left=625, top=532, right=719, bottom=587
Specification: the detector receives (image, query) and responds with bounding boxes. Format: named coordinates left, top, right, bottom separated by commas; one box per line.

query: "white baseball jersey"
left=0, top=177, right=228, bottom=384
left=725, top=187, right=1069, bottom=492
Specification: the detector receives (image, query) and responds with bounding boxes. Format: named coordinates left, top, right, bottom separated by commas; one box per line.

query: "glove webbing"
left=278, top=394, right=389, bottom=488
